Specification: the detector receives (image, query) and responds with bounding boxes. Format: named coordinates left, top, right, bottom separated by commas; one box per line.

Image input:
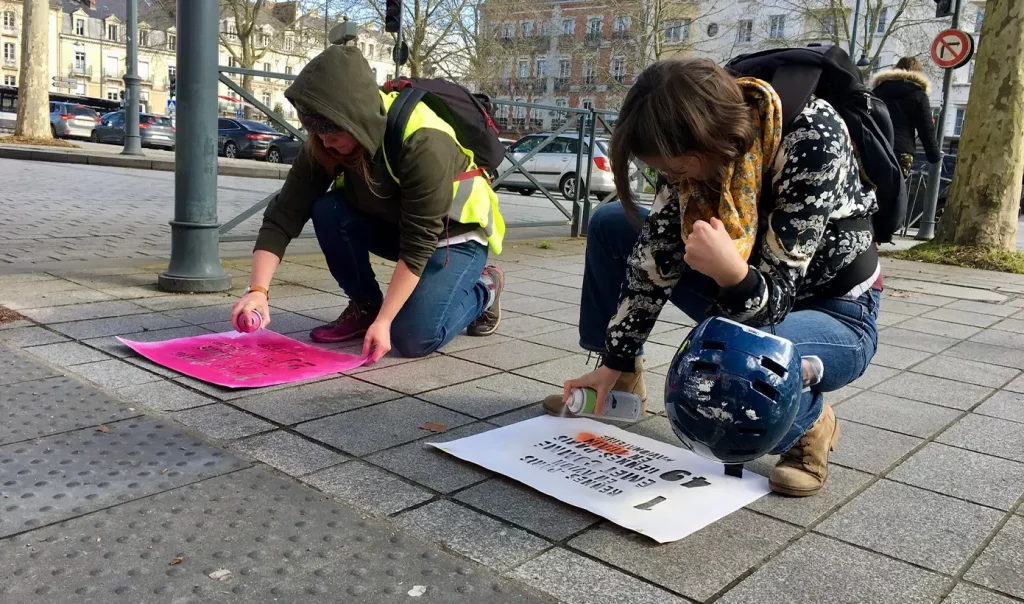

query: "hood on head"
left=871, top=69, right=932, bottom=95
left=285, top=45, right=385, bottom=155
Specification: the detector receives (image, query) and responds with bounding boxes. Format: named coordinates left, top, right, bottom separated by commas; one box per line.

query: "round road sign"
left=931, top=28, right=975, bottom=69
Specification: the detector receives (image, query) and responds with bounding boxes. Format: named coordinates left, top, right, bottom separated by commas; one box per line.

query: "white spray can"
left=566, top=388, right=644, bottom=423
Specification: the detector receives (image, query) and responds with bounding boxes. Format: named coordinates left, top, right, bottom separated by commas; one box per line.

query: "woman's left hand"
left=684, top=217, right=749, bottom=288
left=363, top=319, right=392, bottom=364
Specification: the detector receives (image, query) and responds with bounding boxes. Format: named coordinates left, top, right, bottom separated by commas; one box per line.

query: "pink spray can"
left=235, top=310, right=263, bottom=333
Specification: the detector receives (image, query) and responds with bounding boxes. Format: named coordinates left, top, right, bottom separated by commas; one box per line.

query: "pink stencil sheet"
left=117, top=330, right=370, bottom=389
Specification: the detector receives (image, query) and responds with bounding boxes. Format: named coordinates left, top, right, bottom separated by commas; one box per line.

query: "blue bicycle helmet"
left=665, top=316, right=803, bottom=464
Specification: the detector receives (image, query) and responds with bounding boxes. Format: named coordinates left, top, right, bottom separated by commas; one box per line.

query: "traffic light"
left=384, top=0, right=401, bottom=33
left=168, top=74, right=176, bottom=99
left=935, top=0, right=953, bottom=18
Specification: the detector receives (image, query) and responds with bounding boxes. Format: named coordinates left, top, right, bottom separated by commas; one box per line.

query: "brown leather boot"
left=769, top=403, right=840, bottom=497
left=542, top=357, right=646, bottom=417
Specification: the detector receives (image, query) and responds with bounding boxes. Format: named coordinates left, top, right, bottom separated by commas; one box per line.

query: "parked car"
left=907, top=153, right=1023, bottom=225
left=495, top=133, right=633, bottom=200
left=499, top=137, right=516, bottom=149
left=265, top=133, right=304, bottom=164
left=49, top=102, right=100, bottom=139
left=91, top=111, right=176, bottom=149
left=217, top=118, right=281, bottom=159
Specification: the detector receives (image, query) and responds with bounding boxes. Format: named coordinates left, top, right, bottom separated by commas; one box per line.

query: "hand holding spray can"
left=566, top=388, right=643, bottom=423
left=234, top=310, right=263, bottom=334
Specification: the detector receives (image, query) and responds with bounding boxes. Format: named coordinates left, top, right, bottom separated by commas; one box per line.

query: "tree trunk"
left=241, top=72, right=254, bottom=120
left=15, top=0, right=51, bottom=138
left=934, top=0, right=1024, bottom=250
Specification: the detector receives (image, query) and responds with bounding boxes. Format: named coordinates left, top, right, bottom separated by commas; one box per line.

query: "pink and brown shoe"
left=309, top=300, right=381, bottom=344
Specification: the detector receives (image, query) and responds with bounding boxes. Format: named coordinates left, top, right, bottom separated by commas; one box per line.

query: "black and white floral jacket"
left=604, top=98, right=878, bottom=372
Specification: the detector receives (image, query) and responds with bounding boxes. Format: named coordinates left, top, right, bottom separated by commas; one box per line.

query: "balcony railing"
left=533, top=35, right=551, bottom=49
left=2, top=58, right=16, bottom=68
left=612, top=74, right=627, bottom=84
left=585, top=32, right=602, bottom=45
left=104, top=70, right=125, bottom=81
left=554, top=77, right=570, bottom=90
left=69, top=63, right=93, bottom=77
left=612, top=29, right=633, bottom=40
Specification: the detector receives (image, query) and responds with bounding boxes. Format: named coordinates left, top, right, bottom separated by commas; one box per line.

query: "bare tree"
left=934, top=0, right=1023, bottom=250
left=15, top=0, right=49, bottom=138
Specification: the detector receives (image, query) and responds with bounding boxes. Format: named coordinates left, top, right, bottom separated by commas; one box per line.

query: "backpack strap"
left=770, top=63, right=822, bottom=133
left=383, top=86, right=427, bottom=169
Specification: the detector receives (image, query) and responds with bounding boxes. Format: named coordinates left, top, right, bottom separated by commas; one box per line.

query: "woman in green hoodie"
left=230, top=46, right=506, bottom=362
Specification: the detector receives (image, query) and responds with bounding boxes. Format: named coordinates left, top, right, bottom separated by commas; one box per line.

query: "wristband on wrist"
left=245, top=285, right=269, bottom=300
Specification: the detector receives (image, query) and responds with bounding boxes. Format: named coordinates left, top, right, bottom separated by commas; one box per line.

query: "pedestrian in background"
left=872, top=57, right=942, bottom=176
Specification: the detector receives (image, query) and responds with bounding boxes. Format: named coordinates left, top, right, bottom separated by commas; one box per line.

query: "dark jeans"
left=581, top=202, right=880, bottom=454
left=309, top=190, right=489, bottom=357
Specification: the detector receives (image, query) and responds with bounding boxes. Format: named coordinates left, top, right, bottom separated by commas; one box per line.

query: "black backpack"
left=381, top=77, right=506, bottom=179
left=726, top=45, right=907, bottom=244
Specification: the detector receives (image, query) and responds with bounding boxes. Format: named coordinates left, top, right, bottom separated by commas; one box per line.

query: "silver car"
left=496, top=133, right=632, bottom=200
left=49, top=102, right=99, bottom=139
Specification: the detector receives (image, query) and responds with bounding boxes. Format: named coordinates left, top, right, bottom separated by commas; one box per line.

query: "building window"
left=539, top=21, right=550, bottom=38
left=586, top=17, right=602, bottom=36
left=769, top=15, right=786, bottom=40
left=368, top=43, right=375, bottom=57
left=285, top=65, right=293, bottom=75
left=228, top=56, right=238, bottom=68
left=536, top=56, right=546, bottom=76
left=518, top=60, right=528, bottom=78
left=502, top=23, right=515, bottom=38
left=75, top=82, right=86, bottom=95
left=557, top=58, right=570, bottom=77
left=75, top=19, right=85, bottom=36
left=139, top=61, right=150, bottom=81
left=737, top=20, right=753, bottom=43
left=284, top=36, right=295, bottom=51
left=583, top=60, right=595, bottom=84
left=581, top=98, right=594, bottom=111
left=954, top=108, right=966, bottom=136
left=968, top=61, right=975, bottom=82
left=975, top=8, right=984, bottom=34
left=561, top=19, right=574, bottom=36
left=876, top=7, right=889, bottom=34
left=611, top=56, right=626, bottom=83
left=822, top=14, right=837, bottom=35
left=74, top=51, right=87, bottom=73
left=262, top=92, right=271, bottom=106
left=2, top=43, right=15, bottom=66
left=167, top=33, right=176, bottom=51
left=614, top=15, right=631, bottom=33
left=263, top=62, right=271, bottom=81
left=664, top=20, right=691, bottom=44
left=105, top=55, right=118, bottom=77
left=139, top=29, right=150, bottom=47
left=107, top=87, right=118, bottom=100
left=4, top=75, right=14, bottom=86
left=1, top=11, right=14, bottom=32
left=522, top=21, right=533, bottom=37
left=223, top=21, right=237, bottom=39
left=107, top=23, right=118, bottom=41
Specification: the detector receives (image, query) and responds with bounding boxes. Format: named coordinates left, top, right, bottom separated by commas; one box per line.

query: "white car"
left=496, top=133, right=634, bottom=200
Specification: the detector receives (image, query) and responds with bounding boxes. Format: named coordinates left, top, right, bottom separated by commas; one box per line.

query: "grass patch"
left=0, top=136, right=78, bottom=148
left=536, top=241, right=552, bottom=250
left=882, top=242, right=1024, bottom=274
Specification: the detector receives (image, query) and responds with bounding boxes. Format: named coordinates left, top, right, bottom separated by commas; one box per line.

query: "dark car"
left=91, top=111, right=175, bottom=149
left=218, top=118, right=282, bottom=159
left=265, top=133, right=304, bottom=164
left=908, top=153, right=1023, bottom=225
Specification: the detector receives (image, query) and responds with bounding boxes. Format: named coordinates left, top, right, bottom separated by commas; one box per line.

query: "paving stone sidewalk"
left=2, top=242, right=1024, bottom=604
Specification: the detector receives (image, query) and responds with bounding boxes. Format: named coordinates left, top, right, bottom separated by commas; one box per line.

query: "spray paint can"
left=235, top=310, right=263, bottom=333
left=566, top=388, right=644, bottom=423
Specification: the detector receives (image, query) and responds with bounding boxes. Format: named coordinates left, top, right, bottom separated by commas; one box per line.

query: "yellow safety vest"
left=334, top=90, right=505, bottom=255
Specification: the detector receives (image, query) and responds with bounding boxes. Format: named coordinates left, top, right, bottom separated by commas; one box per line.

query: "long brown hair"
left=304, top=134, right=379, bottom=195
left=610, top=59, right=756, bottom=222
left=896, top=56, right=923, bottom=72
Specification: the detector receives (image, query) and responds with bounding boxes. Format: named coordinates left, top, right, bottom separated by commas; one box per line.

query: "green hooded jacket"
left=254, top=46, right=475, bottom=276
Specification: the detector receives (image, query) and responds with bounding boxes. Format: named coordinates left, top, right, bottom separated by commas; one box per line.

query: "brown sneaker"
left=467, top=266, right=504, bottom=337
left=309, top=300, right=380, bottom=344
left=769, top=403, right=840, bottom=497
left=542, top=357, right=647, bottom=417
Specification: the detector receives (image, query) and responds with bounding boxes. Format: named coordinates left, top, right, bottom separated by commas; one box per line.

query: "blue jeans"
left=309, top=190, right=490, bottom=357
left=581, top=203, right=880, bottom=454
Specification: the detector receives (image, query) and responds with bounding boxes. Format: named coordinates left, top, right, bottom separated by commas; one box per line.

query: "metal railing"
left=216, top=66, right=651, bottom=243
left=901, top=165, right=952, bottom=237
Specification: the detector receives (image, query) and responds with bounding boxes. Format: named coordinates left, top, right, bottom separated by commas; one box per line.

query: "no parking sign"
left=931, top=28, right=975, bottom=70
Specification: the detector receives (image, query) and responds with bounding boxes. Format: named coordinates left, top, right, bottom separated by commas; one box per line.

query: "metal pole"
left=121, top=0, right=142, bottom=155
left=580, top=109, right=598, bottom=236
left=570, top=116, right=586, bottom=237
left=916, top=0, right=961, bottom=240
left=849, top=0, right=862, bottom=57
left=324, top=0, right=329, bottom=51
left=158, top=0, right=232, bottom=293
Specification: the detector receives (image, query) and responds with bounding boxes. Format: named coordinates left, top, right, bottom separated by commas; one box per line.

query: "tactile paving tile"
left=0, top=418, right=249, bottom=537
left=0, top=376, right=139, bottom=446
left=0, top=467, right=548, bottom=604
left=0, top=347, right=61, bottom=386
